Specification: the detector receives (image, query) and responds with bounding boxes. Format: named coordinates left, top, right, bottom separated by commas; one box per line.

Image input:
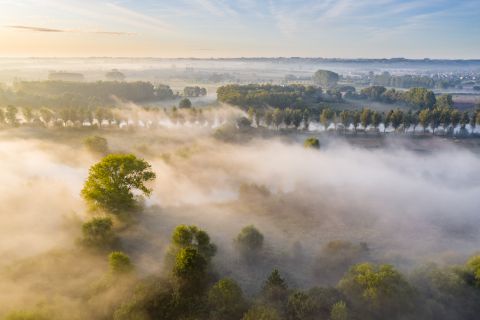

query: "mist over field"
left=2, top=0, right=480, bottom=318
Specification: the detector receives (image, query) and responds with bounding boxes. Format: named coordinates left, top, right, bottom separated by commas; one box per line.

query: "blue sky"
left=0, top=0, right=479, bottom=58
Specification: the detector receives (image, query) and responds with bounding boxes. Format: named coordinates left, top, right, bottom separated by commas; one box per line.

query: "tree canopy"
left=81, top=154, right=156, bottom=213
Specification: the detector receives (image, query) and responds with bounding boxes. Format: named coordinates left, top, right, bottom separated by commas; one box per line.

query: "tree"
left=284, top=108, right=293, bottom=127
left=390, top=109, right=404, bottom=132
left=419, top=109, right=431, bottom=133
left=384, top=110, right=393, bottom=133
left=430, top=108, right=442, bottom=135
left=84, top=136, right=109, bottom=155
left=167, top=225, right=217, bottom=267
left=286, top=291, right=317, bottom=320
left=466, top=255, right=480, bottom=286
left=247, top=107, right=256, bottom=124
left=450, top=109, right=461, bottom=135
left=360, top=108, right=372, bottom=132
left=371, top=111, right=382, bottom=133
left=313, top=70, right=339, bottom=88
left=272, top=108, right=284, bottom=129
left=6, top=105, right=18, bottom=127
left=234, top=225, right=264, bottom=261
left=242, top=305, right=281, bottom=320
left=304, top=137, right=320, bottom=149
left=208, top=278, right=247, bottom=320
left=339, top=110, right=350, bottom=134
left=264, top=110, right=274, bottom=127
left=40, top=108, right=54, bottom=125
left=81, top=216, right=116, bottom=248
left=439, top=107, right=452, bottom=133
left=179, top=98, right=192, bottom=109
left=403, top=110, right=412, bottom=133
left=460, top=111, right=470, bottom=133
left=411, top=111, right=419, bottom=134
left=292, top=110, right=303, bottom=129
left=109, top=251, right=133, bottom=274
left=352, top=111, right=361, bottom=134
left=436, top=94, right=454, bottom=109
left=173, top=247, right=208, bottom=294
left=330, top=301, right=348, bottom=320
left=81, top=154, right=156, bottom=213
left=320, top=107, right=334, bottom=131
left=22, top=107, right=33, bottom=123
left=262, top=269, right=288, bottom=306
left=303, top=109, right=310, bottom=130
left=338, top=263, right=414, bottom=319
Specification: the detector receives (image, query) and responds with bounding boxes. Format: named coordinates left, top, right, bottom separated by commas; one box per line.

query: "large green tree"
left=81, top=154, right=156, bottom=213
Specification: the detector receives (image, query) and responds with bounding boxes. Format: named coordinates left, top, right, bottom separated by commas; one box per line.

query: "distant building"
left=48, top=72, right=85, bottom=81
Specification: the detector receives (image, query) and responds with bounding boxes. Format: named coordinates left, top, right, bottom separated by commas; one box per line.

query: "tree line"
left=246, top=105, right=480, bottom=136
left=0, top=81, right=179, bottom=109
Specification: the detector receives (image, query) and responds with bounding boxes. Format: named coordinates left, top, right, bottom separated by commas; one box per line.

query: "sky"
left=0, top=0, right=479, bottom=58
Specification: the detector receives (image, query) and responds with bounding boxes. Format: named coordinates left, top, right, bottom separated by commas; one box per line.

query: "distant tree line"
left=0, top=81, right=177, bottom=108
left=217, top=84, right=323, bottom=109
left=348, top=86, right=437, bottom=109
left=371, top=71, right=465, bottom=89
left=184, top=86, right=207, bottom=97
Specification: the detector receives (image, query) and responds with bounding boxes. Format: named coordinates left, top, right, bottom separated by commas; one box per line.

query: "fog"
left=1, top=117, right=479, bottom=317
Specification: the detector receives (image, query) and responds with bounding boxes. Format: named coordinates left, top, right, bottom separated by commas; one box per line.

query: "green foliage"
left=314, top=240, right=370, bottom=284
left=358, top=86, right=436, bottom=109
left=184, top=86, right=207, bottom=97
left=83, top=136, right=109, bottom=155
left=81, top=154, right=156, bottom=213
left=174, top=247, right=207, bottom=280
left=320, top=107, right=334, bottom=129
left=360, top=108, right=372, bottom=129
left=372, top=71, right=435, bottom=88
left=436, top=94, right=454, bottom=109
left=242, top=305, right=281, bottom=320
left=304, top=137, right=320, bottom=149
left=338, top=263, right=415, bottom=319
left=234, top=225, right=264, bottom=261
left=114, top=278, right=178, bottom=320
left=4, top=310, right=50, bottom=320
left=6, top=105, right=19, bottom=126
left=208, top=278, right=248, bottom=320
left=169, top=225, right=217, bottom=263
left=466, top=255, right=480, bottom=286
left=286, top=291, right=318, bottom=320
left=217, top=84, right=320, bottom=109
left=330, top=301, right=348, bottom=320
left=109, top=251, right=133, bottom=274
left=5, top=81, right=171, bottom=108
left=262, top=269, right=288, bottom=308
left=313, top=70, right=339, bottom=88
left=179, top=98, right=192, bottom=109
left=81, top=216, right=116, bottom=248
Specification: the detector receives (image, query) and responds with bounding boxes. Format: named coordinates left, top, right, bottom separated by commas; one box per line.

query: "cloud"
left=6, top=25, right=135, bottom=36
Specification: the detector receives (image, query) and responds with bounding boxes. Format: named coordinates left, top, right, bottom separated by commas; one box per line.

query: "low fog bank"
left=0, top=125, right=479, bottom=315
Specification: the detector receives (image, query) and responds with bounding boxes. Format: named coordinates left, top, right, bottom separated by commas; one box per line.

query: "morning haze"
left=1, top=1, right=480, bottom=320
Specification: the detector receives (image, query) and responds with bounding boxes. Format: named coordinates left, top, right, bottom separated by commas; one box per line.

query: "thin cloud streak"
left=6, top=25, right=136, bottom=36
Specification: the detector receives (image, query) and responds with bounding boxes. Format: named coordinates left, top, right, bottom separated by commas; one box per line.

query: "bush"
left=84, top=136, right=109, bottom=155
left=81, top=216, right=116, bottom=248
left=234, top=225, right=264, bottom=261
left=109, top=251, right=133, bottom=274
left=304, top=137, right=320, bottom=149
